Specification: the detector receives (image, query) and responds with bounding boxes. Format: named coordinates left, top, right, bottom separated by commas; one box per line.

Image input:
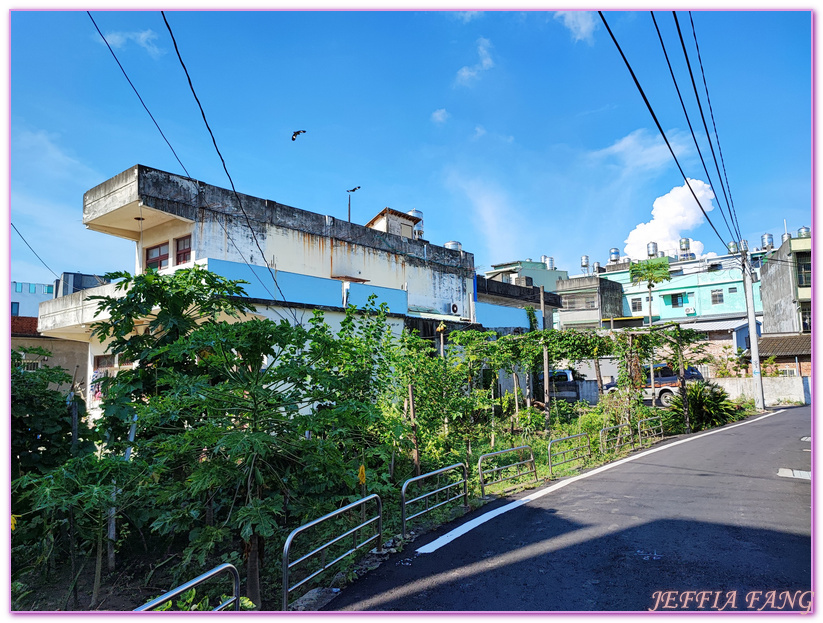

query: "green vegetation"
left=10, top=267, right=762, bottom=611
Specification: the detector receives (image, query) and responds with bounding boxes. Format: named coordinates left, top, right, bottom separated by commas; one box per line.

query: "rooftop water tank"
left=679, top=238, right=691, bottom=251
left=609, top=248, right=620, bottom=262
left=445, top=241, right=462, bottom=251
left=592, top=261, right=601, bottom=273
left=647, top=242, right=658, bottom=258
left=581, top=255, right=589, bottom=268
left=761, top=233, right=774, bottom=250
left=544, top=256, right=555, bottom=270
left=657, top=251, right=666, bottom=258
left=781, top=232, right=792, bottom=244
left=406, top=209, right=424, bottom=239
left=798, top=226, right=811, bottom=238
left=727, top=241, right=739, bottom=254
left=739, top=239, right=749, bottom=252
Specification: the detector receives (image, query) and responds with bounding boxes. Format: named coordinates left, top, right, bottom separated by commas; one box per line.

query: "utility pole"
left=741, top=249, right=765, bottom=410
left=540, top=286, right=550, bottom=409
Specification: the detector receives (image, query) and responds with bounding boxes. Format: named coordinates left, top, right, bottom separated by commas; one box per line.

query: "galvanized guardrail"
left=134, top=562, right=240, bottom=611
left=637, top=416, right=664, bottom=446
left=477, top=445, right=538, bottom=498
left=599, top=423, right=636, bottom=454
left=548, top=433, right=591, bottom=476
left=282, top=493, right=382, bottom=611
left=401, top=463, right=468, bottom=540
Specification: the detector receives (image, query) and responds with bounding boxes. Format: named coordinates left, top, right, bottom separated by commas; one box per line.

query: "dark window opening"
left=796, top=252, right=811, bottom=287
left=146, top=243, right=169, bottom=270
left=175, top=236, right=191, bottom=265
left=11, top=302, right=19, bottom=316
left=671, top=294, right=684, bottom=308
left=711, top=289, right=724, bottom=305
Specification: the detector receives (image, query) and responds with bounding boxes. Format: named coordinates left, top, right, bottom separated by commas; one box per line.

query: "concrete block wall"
left=711, top=377, right=809, bottom=406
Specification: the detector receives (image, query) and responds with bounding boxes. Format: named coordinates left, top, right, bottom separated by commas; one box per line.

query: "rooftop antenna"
left=347, top=186, right=360, bottom=222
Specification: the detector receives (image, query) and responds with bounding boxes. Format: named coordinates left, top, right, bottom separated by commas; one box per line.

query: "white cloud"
left=446, top=171, right=523, bottom=263
left=456, top=37, right=494, bottom=86
left=473, top=125, right=486, bottom=139
left=97, top=29, right=164, bottom=59
left=554, top=11, right=598, bottom=44
left=623, top=179, right=715, bottom=261
left=454, top=11, right=483, bottom=23
left=591, top=128, right=690, bottom=173
left=431, top=108, right=450, bottom=124
left=12, top=128, right=100, bottom=186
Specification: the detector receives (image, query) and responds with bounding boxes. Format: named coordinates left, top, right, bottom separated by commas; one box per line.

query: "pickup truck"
left=602, top=364, right=703, bottom=406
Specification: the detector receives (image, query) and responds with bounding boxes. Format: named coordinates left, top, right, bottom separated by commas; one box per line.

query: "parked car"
left=602, top=364, right=703, bottom=406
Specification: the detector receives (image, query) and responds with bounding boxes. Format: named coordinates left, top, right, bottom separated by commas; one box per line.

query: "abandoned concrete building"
left=37, top=164, right=560, bottom=409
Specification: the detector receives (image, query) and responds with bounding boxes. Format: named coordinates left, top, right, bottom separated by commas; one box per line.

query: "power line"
left=11, top=222, right=60, bottom=279
left=649, top=11, right=738, bottom=246
left=160, top=11, right=298, bottom=324
left=688, top=11, right=743, bottom=242
left=672, top=11, right=741, bottom=243
left=87, top=12, right=191, bottom=179
left=88, top=12, right=290, bottom=322
left=597, top=11, right=729, bottom=252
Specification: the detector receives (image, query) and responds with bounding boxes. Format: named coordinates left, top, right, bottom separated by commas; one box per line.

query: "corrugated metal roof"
left=757, top=334, right=812, bottom=357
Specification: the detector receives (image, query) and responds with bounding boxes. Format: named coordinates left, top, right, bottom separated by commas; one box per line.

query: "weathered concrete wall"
left=712, top=377, right=809, bottom=406
left=11, top=335, right=89, bottom=391
left=760, top=239, right=799, bottom=333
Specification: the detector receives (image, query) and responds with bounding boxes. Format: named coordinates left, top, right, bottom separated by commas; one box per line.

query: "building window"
left=46, top=284, right=54, bottom=294
left=631, top=298, right=642, bottom=313
left=11, top=302, right=19, bottom=316
left=671, top=294, right=684, bottom=308
left=94, top=354, right=116, bottom=369
left=175, top=236, right=192, bottom=264
left=711, top=289, right=724, bottom=305
left=29, top=283, right=37, bottom=294
left=796, top=252, right=811, bottom=287
left=585, top=297, right=597, bottom=309
left=146, top=242, right=169, bottom=270
left=801, top=302, right=811, bottom=333
left=15, top=282, right=22, bottom=293
left=728, top=287, right=738, bottom=294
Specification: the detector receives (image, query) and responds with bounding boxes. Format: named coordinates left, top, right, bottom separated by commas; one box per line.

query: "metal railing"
left=134, top=562, right=240, bottom=611
left=637, top=416, right=664, bottom=446
left=477, top=445, right=538, bottom=498
left=282, top=494, right=382, bottom=611
left=548, top=433, right=591, bottom=476
left=599, top=423, right=636, bottom=454
left=401, top=463, right=468, bottom=540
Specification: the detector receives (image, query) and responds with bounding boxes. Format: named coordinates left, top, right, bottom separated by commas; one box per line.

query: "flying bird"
left=347, top=186, right=361, bottom=193
left=291, top=130, right=306, bottom=141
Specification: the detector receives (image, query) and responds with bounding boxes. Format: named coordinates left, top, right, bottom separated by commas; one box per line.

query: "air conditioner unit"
left=684, top=307, right=696, bottom=315
left=446, top=301, right=463, bottom=316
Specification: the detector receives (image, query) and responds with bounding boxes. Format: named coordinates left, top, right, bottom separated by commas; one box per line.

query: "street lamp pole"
left=347, top=186, right=360, bottom=222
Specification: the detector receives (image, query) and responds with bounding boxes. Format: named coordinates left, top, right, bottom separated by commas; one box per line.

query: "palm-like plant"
left=630, top=257, right=672, bottom=404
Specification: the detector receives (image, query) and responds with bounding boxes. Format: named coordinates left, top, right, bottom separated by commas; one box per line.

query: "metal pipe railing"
left=134, top=562, right=240, bottom=611
left=548, top=433, right=591, bottom=476
left=599, top=423, right=636, bottom=453
left=401, top=463, right=468, bottom=540
left=637, top=416, right=664, bottom=446
left=477, top=446, right=538, bottom=497
left=282, top=494, right=382, bottom=611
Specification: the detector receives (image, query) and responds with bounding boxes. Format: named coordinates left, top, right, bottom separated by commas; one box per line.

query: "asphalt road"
left=324, top=406, right=812, bottom=612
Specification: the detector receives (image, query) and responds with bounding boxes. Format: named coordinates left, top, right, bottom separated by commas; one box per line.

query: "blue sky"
left=8, top=9, right=813, bottom=284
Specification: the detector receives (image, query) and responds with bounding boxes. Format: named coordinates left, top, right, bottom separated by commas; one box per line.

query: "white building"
left=39, top=165, right=557, bottom=408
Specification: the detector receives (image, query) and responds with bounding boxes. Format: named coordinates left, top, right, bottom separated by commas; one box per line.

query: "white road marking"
left=801, top=436, right=811, bottom=442
left=417, top=410, right=787, bottom=554
left=778, top=468, right=811, bottom=480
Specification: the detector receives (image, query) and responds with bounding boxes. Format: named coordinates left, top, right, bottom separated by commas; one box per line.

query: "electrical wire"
left=650, top=11, right=738, bottom=246
left=597, top=11, right=729, bottom=252
left=87, top=12, right=191, bottom=179
left=87, top=12, right=290, bottom=322
left=11, top=222, right=60, bottom=280
left=161, top=11, right=298, bottom=324
left=672, top=11, right=741, bottom=242
left=688, top=11, right=743, bottom=243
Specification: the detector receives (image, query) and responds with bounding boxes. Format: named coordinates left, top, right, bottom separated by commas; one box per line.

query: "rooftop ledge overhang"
left=83, top=165, right=194, bottom=241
